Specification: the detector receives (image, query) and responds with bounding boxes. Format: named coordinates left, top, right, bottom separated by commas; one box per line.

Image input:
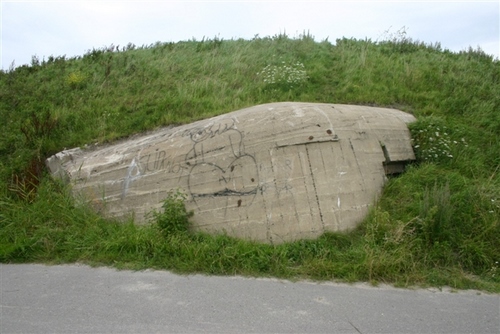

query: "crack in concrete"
left=348, top=319, right=363, bottom=334
left=305, top=145, right=324, bottom=228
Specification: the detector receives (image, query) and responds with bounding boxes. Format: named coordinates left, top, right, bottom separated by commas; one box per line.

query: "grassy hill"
left=1, top=33, right=499, bottom=292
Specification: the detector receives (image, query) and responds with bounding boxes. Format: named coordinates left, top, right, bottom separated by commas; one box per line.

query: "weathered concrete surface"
left=46, top=102, right=416, bottom=243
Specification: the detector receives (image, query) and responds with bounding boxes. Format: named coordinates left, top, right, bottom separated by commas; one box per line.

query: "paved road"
left=1, top=264, right=498, bottom=333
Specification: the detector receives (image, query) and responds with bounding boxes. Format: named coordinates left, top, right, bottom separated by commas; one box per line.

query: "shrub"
left=149, top=190, right=194, bottom=236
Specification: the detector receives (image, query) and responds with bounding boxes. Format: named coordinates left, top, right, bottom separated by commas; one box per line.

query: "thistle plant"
left=257, top=58, right=308, bottom=91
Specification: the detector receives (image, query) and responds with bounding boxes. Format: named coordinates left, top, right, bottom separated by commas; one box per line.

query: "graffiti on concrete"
left=47, top=102, right=417, bottom=244
left=183, top=118, right=259, bottom=207
left=121, top=117, right=260, bottom=208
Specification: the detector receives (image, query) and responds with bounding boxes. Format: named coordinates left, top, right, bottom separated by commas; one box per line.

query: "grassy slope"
left=1, top=34, right=499, bottom=291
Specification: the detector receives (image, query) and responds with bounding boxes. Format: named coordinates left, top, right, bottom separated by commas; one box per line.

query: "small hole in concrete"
left=237, top=199, right=242, bottom=207
left=326, top=129, right=332, bottom=135
left=309, top=136, right=314, bottom=140
left=251, top=178, right=255, bottom=182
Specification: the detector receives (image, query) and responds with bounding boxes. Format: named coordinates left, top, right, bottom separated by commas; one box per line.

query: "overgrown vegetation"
left=149, top=190, right=194, bottom=237
left=1, top=31, right=499, bottom=292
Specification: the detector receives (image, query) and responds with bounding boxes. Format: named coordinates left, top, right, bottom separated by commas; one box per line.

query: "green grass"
left=1, top=33, right=499, bottom=292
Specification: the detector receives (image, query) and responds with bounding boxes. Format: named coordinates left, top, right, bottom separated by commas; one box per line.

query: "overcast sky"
left=1, top=1, right=499, bottom=70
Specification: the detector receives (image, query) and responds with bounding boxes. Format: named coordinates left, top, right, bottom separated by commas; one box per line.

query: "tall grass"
left=1, top=33, right=499, bottom=292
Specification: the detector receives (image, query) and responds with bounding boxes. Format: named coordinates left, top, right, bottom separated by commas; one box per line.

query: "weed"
left=19, top=109, right=59, bottom=149
left=488, top=261, right=499, bottom=281
left=409, top=118, right=468, bottom=164
left=416, top=182, right=454, bottom=247
left=257, top=57, right=308, bottom=92
left=148, top=190, right=194, bottom=236
left=66, top=71, right=87, bottom=89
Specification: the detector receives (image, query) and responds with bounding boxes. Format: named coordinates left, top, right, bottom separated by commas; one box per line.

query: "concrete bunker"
left=47, top=102, right=416, bottom=244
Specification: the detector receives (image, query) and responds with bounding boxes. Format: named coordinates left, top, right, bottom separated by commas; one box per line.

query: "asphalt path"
left=1, top=264, right=498, bottom=333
